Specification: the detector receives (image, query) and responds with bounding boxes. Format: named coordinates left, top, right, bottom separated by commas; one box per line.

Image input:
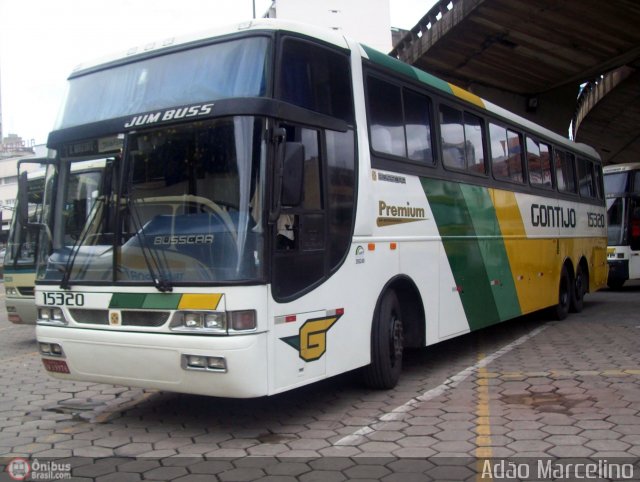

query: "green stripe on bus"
left=2, top=267, right=36, bottom=274
left=422, top=178, right=500, bottom=330
left=109, top=293, right=146, bottom=309
left=459, top=184, right=521, bottom=321
left=109, top=293, right=182, bottom=309
left=361, top=45, right=452, bottom=94
left=142, top=294, right=183, bottom=309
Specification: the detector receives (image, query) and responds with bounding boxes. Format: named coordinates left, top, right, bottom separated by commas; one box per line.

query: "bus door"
left=627, top=195, right=640, bottom=279
left=270, top=124, right=332, bottom=390
left=9, top=160, right=52, bottom=270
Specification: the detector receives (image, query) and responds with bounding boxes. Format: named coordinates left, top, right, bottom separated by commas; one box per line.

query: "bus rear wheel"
left=570, top=264, right=586, bottom=313
left=554, top=266, right=571, bottom=321
left=363, top=290, right=403, bottom=389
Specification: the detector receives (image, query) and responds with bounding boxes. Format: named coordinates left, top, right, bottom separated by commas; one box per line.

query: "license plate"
left=42, top=358, right=70, bottom=374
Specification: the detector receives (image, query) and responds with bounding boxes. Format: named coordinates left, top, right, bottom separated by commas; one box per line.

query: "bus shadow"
left=94, top=312, right=553, bottom=434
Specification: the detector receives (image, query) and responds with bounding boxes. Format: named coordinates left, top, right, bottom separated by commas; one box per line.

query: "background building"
left=265, top=0, right=392, bottom=53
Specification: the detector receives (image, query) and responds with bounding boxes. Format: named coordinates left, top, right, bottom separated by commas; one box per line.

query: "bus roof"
left=69, top=19, right=349, bottom=77
left=68, top=18, right=598, bottom=161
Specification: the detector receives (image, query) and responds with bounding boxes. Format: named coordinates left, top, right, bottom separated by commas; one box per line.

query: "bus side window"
left=439, top=105, right=486, bottom=174
left=527, top=137, right=552, bottom=188
left=440, top=105, right=465, bottom=169
left=555, top=150, right=577, bottom=193
left=367, top=76, right=406, bottom=158
left=403, top=89, right=434, bottom=164
left=490, top=123, right=523, bottom=183
left=594, top=164, right=605, bottom=200
left=278, top=38, right=354, bottom=124
left=577, top=157, right=595, bottom=198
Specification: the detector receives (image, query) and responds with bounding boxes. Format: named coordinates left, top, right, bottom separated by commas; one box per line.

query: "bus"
left=604, top=162, right=640, bottom=289
left=5, top=159, right=105, bottom=324
left=33, top=20, right=607, bottom=397
left=4, top=160, right=49, bottom=324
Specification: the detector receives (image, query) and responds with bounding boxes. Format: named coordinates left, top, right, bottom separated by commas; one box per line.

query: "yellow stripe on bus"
left=491, top=189, right=557, bottom=314
left=178, top=294, right=223, bottom=310
left=450, top=84, right=485, bottom=109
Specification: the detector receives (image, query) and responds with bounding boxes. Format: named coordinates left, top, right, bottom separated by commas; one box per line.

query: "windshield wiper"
left=59, top=196, right=105, bottom=290
left=125, top=196, right=173, bottom=293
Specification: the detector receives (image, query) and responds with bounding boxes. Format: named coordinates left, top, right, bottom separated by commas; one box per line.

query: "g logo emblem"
left=109, top=311, right=120, bottom=325
left=280, top=312, right=343, bottom=362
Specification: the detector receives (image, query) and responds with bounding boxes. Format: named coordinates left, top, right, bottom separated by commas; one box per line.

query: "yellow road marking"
left=475, top=353, right=493, bottom=482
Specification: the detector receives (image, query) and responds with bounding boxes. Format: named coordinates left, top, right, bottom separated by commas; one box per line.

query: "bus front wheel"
left=363, top=290, right=403, bottom=389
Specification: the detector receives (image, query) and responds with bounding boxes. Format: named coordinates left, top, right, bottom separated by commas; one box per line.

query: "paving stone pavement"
left=1, top=284, right=640, bottom=480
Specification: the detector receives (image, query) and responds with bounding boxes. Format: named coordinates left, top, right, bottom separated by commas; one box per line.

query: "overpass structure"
left=391, top=0, right=640, bottom=165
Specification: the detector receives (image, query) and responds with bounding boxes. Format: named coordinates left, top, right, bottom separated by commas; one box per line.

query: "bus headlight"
left=170, top=311, right=227, bottom=333
left=181, top=354, right=227, bottom=372
left=183, top=312, right=204, bottom=328
left=170, top=311, right=255, bottom=334
left=5, top=287, right=18, bottom=297
left=204, top=313, right=226, bottom=330
left=39, top=342, right=65, bottom=357
left=38, top=308, right=68, bottom=325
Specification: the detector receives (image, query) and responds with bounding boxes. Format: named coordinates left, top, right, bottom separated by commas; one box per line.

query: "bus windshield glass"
left=5, top=167, right=46, bottom=267
left=605, top=171, right=630, bottom=246
left=55, top=36, right=269, bottom=130
left=39, top=117, right=265, bottom=286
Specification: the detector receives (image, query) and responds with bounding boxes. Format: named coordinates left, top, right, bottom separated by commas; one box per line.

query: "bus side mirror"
left=281, top=142, right=304, bottom=207
left=17, top=171, right=30, bottom=227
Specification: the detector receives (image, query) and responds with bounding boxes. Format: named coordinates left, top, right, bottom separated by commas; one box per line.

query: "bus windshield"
left=5, top=166, right=46, bottom=267
left=604, top=171, right=629, bottom=196
left=605, top=171, right=630, bottom=246
left=39, top=117, right=265, bottom=286
left=55, top=36, right=269, bottom=130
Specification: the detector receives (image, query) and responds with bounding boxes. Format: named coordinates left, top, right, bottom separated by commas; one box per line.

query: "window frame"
left=437, top=102, right=488, bottom=178
left=275, top=34, right=355, bottom=125
left=488, top=122, right=526, bottom=185
left=525, top=135, right=554, bottom=191
left=364, top=70, right=437, bottom=172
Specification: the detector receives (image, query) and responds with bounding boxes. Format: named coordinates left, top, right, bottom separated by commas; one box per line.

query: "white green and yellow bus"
left=4, top=160, right=49, bottom=324
left=34, top=20, right=607, bottom=397
left=604, top=162, right=640, bottom=289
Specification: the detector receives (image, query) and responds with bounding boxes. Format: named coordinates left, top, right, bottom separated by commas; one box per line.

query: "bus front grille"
left=69, top=309, right=109, bottom=325
left=121, top=311, right=170, bottom=327
left=68, top=309, right=170, bottom=327
left=18, top=287, right=35, bottom=296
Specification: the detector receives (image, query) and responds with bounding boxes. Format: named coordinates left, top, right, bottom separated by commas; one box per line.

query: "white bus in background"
left=5, top=159, right=104, bottom=323
left=4, top=160, right=50, bottom=324
left=604, top=162, right=640, bottom=289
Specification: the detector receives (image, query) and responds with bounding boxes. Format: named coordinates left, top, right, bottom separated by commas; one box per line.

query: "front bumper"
left=37, top=325, right=269, bottom=398
left=607, top=259, right=629, bottom=284
left=6, top=297, right=37, bottom=325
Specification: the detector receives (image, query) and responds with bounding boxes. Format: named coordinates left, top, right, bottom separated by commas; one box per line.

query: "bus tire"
left=362, top=290, right=403, bottom=389
left=570, top=264, right=586, bottom=313
left=554, top=266, right=571, bottom=321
